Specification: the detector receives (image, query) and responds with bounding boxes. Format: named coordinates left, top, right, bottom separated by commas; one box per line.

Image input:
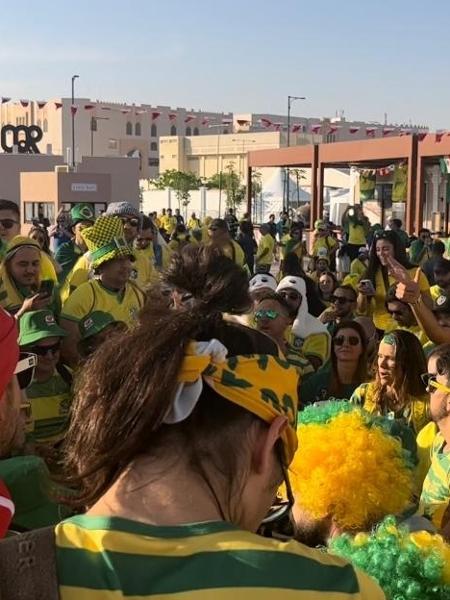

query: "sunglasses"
left=331, top=296, right=353, bottom=304
left=388, top=308, right=406, bottom=317
left=334, top=335, right=360, bottom=347
left=29, top=342, right=61, bottom=356
left=421, top=373, right=450, bottom=394
left=120, top=217, right=140, bottom=228
left=254, top=309, right=280, bottom=321
left=261, top=446, right=294, bottom=525
left=279, top=291, right=300, bottom=301
left=14, top=352, right=37, bottom=389
left=0, top=218, right=18, bottom=229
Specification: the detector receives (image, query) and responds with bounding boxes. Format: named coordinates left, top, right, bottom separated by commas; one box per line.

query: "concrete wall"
left=0, top=154, right=63, bottom=204
left=78, top=156, right=140, bottom=205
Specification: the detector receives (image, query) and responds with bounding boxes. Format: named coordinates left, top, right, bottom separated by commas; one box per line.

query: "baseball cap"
left=79, top=311, right=122, bottom=340
left=105, top=202, right=140, bottom=219
left=0, top=456, right=71, bottom=530
left=19, top=310, right=67, bottom=347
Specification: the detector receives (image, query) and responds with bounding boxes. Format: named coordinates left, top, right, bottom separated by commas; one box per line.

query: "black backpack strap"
left=0, top=527, right=59, bottom=600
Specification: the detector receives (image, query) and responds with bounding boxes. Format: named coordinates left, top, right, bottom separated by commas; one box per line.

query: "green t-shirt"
left=299, top=364, right=358, bottom=408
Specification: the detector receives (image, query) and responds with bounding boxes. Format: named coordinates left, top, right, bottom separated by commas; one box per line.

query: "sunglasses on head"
left=334, top=335, right=360, bottom=347
left=421, top=373, right=450, bottom=394
left=29, top=342, right=61, bottom=356
left=14, top=352, right=37, bottom=389
left=0, top=218, right=18, bottom=229
left=331, top=296, right=353, bottom=304
left=254, top=309, right=280, bottom=321
left=120, top=217, right=139, bottom=228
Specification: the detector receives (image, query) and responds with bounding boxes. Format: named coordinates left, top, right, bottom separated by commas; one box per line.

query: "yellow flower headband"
left=167, top=340, right=300, bottom=463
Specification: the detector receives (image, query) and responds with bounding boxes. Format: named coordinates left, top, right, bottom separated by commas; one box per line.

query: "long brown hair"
left=329, top=321, right=369, bottom=397
left=63, top=248, right=279, bottom=512
left=373, top=329, right=427, bottom=410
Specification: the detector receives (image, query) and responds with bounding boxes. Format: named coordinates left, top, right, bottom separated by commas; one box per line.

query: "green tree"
left=150, top=169, right=202, bottom=211
left=206, top=162, right=246, bottom=211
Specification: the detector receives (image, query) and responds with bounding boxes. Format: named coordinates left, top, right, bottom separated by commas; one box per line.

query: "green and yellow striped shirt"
left=420, top=431, right=450, bottom=528
left=55, top=515, right=383, bottom=599
left=27, top=371, right=72, bottom=443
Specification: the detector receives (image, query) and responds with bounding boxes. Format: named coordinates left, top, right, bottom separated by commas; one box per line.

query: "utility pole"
left=286, top=95, right=306, bottom=212
left=71, top=74, right=79, bottom=168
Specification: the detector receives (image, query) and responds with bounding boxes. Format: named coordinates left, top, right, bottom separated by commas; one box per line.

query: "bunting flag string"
left=84, top=104, right=95, bottom=110
left=201, top=117, right=210, bottom=125
left=184, top=115, right=195, bottom=123
left=349, top=126, right=360, bottom=134
left=168, top=113, right=177, bottom=121
left=311, top=124, right=322, bottom=134
left=19, top=100, right=29, bottom=108
left=353, top=162, right=404, bottom=177
left=36, top=101, right=46, bottom=109
left=1, top=97, right=11, bottom=104
left=70, top=104, right=78, bottom=116
left=54, top=102, right=62, bottom=109
left=151, top=111, right=161, bottom=121
left=259, top=118, right=272, bottom=128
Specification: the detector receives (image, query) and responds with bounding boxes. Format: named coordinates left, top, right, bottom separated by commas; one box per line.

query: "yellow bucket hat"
left=176, top=341, right=300, bottom=463
left=81, top=216, right=135, bottom=269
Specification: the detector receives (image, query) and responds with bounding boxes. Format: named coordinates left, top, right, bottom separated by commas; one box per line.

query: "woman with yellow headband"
left=351, top=329, right=430, bottom=434
left=50, top=246, right=382, bottom=599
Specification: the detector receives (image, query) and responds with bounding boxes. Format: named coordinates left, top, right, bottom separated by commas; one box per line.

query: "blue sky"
left=0, top=0, right=448, bottom=129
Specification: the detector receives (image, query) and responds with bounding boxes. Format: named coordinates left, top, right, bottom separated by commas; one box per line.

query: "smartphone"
left=38, top=280, right=54, bottom=298
left=360, top=279, right=376, bottom=295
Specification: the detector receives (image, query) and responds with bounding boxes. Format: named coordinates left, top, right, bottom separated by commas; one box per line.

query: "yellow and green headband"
left=168, top=340, right=299, bottom=463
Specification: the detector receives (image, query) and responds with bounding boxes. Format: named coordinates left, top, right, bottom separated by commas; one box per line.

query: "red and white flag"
left=292, top=124, right=303, bottom=133
left=273, top=122, right=283, bottom=131
left=259, top=118, right=272, bottom=128
left=201, top=117, right=210, bottom=125
left=349, top=126, right=360, bottom=134
left=54, top=102, right=63, bottom=109
left=400, top=129, right=411, bottom=136
left=151, top=111, right=161, bottom=121
left=36, top=101, right=46, bottom=109
left=121, top=108, right=131, bottom=114
left=184, top=115, right=195, bottom=123
left=366, top=127, right=377, bottom=138
left=0, top=480, right=14, bottom=539
left=169, top=113, right=177, bottom=121
left=1, top=97, right=11, bottom=104
left=20, top=100, right=29, bottom=108
left=70, top=104, right=78, bottom=116
left=329, top=125, right=340, bottom=134
left=383, top=127, right=395, bottom=137
left=436, top=130, right=446, bottom=142
left=311, top=124, right=322, bottom=134
left=236, top=119, right=250, bottom=126
left=417, top=132, right=427, bottom=141
left=84, top=104, right=95, bottom=110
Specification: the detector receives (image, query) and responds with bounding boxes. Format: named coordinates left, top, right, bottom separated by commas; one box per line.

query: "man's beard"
left=292, top=516, right=331, bottom=548
left=431, top=399, right=450, bottom=424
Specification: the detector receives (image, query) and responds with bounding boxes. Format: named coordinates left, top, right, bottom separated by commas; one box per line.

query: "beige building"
left=1, top=99, right=428, bottom=180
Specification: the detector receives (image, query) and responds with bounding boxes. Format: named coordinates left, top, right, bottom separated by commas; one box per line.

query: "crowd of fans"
left=1, top=196, right=450, bottom=598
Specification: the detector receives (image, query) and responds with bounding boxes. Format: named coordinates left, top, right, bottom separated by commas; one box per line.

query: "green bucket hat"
left=79, top=311, right=122, bottom=340
left=0, top=455, right=71, bottom=530
left=19, top=310, right=67, bottom=347
left=70, top=203, right=95, bottom=225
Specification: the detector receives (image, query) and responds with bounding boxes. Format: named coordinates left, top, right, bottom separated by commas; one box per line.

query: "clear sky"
left=0, top=0, right=448, bottom=129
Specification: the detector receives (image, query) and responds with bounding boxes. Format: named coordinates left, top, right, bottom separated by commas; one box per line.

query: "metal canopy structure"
left=246, top=134, right=449, bottom=232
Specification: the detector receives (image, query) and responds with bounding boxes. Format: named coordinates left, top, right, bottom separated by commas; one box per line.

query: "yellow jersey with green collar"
left=61, top=279, right=145, bottom=326
left=419, top=431, right=450, bottom=528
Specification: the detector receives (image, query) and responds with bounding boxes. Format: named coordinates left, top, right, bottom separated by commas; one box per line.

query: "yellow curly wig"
left=290, top=410, right=414, bottom=530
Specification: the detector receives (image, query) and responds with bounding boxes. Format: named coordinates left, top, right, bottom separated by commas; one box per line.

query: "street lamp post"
left=208, top=123, right=227, bottom=217
left=286, top=95, right=306, bottom=212
left=71, top=75, right=79, bottom=168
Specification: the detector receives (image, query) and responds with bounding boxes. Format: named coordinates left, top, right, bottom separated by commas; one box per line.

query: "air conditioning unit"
left=55, top=165, right=71, bottom=173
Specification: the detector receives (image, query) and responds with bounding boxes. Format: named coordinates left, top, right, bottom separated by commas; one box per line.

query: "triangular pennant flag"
left=417, top=132, right=427, bottom=141
left=236, top=119, right=250, bottom=126
left=201, top=117, right=210, bottom=125
left=349, top=126, right=360, bottom=134
left=366, top=127, right=376, bottom=138
left=151, top=111, right=161, bottom=120
left=259, top=118, right=272, bottom=128
left=400, top=129, right=411, bottom=136
left=329, top=125, right=340, bottom=134
left=184, top=115, right=195, bottom=123
left=36, top=101, right=46, bottom=109
left=383, top=128, right=394, bottom=136
left=436, top=131, right=445, bottom=142
left=20, top=100, right=29, bottom=108
left=121, top=109, right=131, bottom=114
left=84, top=104, right=95, bottom=110
left=292, top=124, right=302, bottom=133
left=1, top=97, right=11, bottom=104
left=169, top=113, right=177, bottom=121
left=311, top=124, right=322, bottom=133
left=54, top=102, right=63, bottom=109
left=70, top=104, right=78, bottom=116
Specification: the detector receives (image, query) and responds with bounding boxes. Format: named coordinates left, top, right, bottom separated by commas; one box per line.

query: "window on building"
left=150, top=141, right=158, bottom=151
left=148, top=158, right=160, bottom=167
left=223, top=128, right=229, bottom=134
left=135, top=122, right=142, bottom=136
left=326, top=133, right=336, bottom=143
left=43, top=119, right=48, bottom=132
left=126, top=121, right=133, bottom=135
left=170, top=125, right=177, bottom=136
left=186, top=126, right=192, bottom=136
left=24, top=202, right=55, bottom=224
left=151, top=124, right=157, bottom=137
left=108, top=139, right=118, bottom=150
left=193, top=127, right=199, bottom=136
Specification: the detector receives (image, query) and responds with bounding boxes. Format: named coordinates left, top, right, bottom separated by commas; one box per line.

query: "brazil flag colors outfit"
left=420, top=431, right=450, bottom=529
left=55, top=344, right=382, bottom=599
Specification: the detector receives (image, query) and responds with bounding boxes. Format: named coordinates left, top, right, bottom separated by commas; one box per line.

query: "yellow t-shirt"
left=188, top=218, right=201, bottom=230
left=221, top=240, right=246, bottom=268
left=161, top=216, right=177, bottom=234
left=61, top=279, right=145, bottom=326
left=430, top=284, right=444, bottom=301
left=350, top=258, right=367, bottom=279
left=287, top=328, right=331, bottom=367
left=348, top=223, right=366, bottom=246
left=312, top=235, right=338, bottom=257
left=132, top=248, right=157, bottom=287
left=372, top=267, right=430, bottom=331
left=256, top=233, right=275, bottom=266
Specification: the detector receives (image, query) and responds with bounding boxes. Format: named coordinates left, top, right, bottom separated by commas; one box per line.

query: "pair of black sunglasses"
left=334, top=335, right=360, bottom=347
left=29, top=342, right=61, bottom=356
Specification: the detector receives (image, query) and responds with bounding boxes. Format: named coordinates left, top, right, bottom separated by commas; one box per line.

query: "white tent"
left=255, top=168, right=310, bottom=222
